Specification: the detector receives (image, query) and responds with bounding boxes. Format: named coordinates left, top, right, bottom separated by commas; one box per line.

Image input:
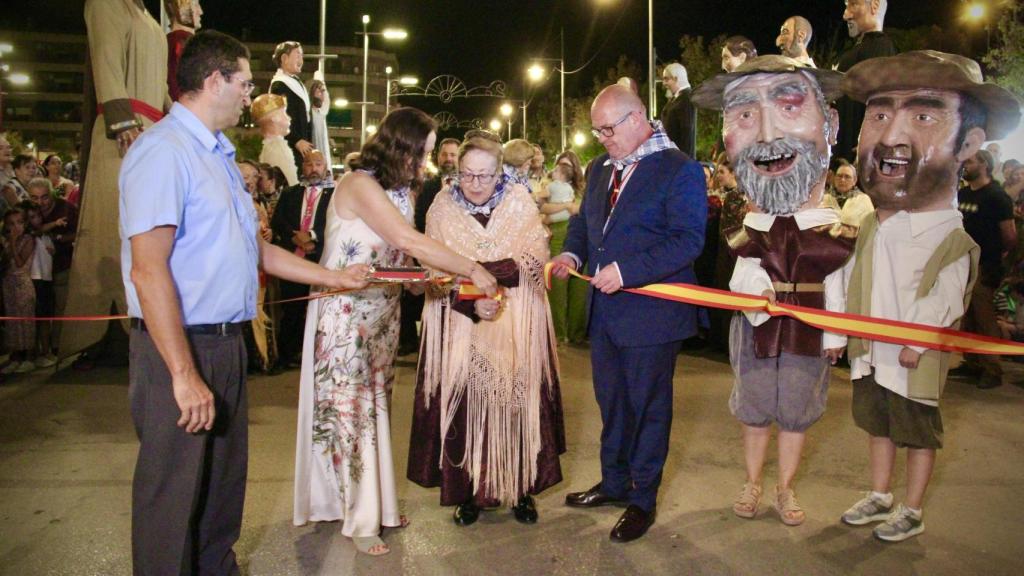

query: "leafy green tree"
left=984, top=1, right=1024, bottom=98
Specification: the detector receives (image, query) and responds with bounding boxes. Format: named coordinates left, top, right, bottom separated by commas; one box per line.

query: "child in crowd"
left=543, top=163, right=576, bottom=225
left=997, top=277, right=1024, bottom=342
left=22, top=202, right=56, bottom=367
left=2, top=207, right=37, bottom=374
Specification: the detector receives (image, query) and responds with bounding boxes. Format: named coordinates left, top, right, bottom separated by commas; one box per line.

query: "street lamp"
left=333, top=97, right=349, bottom=108
left=963, top=2, right=991, bottom=51
left=500, top=103, right=514, bottom=140
left=573, top=131, right=587, bottom=147
left=489, top=118, right=502, bottom=133
left=528, top=55, right=566, bottom=151
left=358, top=15, right=408, bottom=147
left=399, top=76, right=418, bottom=85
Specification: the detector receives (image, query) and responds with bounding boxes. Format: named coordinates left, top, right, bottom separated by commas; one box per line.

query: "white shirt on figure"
left=848, top=209, right=971, bottom=406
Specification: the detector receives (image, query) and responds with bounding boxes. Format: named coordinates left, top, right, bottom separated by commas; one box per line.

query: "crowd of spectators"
left=0, top=134, right=80, bottom=377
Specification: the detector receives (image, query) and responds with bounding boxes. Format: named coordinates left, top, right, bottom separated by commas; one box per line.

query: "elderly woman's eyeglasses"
left=458, top=172, right=497, bottom=184
left=591, top=111, right=633, bottom=139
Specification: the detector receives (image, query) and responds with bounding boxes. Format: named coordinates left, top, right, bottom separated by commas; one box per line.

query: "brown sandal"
left=774, top=486, right=805, bottom=526
left=733, top=482, right=762, bottom=519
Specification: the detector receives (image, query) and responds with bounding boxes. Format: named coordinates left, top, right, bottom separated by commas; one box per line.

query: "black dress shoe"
left=453, top=501, right=480, bottom=526
left=948, top=364, right=981, bottom=378
left=512, top=495, right=538, bottom=524
left=565, top=483, right=627, bottom=508
left=610, top=505, right=655, bottom=543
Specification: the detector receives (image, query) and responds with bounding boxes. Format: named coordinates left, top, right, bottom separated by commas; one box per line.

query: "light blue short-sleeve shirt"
left=120, top=103, right=260, bottom=324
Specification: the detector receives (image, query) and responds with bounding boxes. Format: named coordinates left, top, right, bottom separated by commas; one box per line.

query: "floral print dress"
left=293, top=183, right=411, bottom=537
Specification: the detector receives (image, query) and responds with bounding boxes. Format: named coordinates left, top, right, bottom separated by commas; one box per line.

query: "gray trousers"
left=129, top=328, right=248, bottom=576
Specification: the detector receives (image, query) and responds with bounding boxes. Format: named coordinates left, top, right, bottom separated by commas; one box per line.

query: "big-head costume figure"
left=838, top=50, right=1020, bottom=542
left=693, top=56, right=854, bottom=527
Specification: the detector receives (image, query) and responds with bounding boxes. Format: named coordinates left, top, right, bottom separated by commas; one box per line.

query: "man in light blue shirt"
left=120, top=31, right=368, bottom=575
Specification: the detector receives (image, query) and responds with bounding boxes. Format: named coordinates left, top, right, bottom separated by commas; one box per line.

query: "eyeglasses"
left=458, top=172, right=497, bottom=184
left=591, top=111, right=633, bottom=139
left=225, top=73, right=256, bottom=95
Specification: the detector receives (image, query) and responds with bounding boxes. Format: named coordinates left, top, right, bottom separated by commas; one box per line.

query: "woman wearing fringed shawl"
left=407, top=136, right=566, bottom=526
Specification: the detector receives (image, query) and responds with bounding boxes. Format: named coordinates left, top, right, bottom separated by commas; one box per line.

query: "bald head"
left=778, top=15, right=813, bottom=59
left=591, top=85, right=652, bottom=160
left=593, top=84, right=645, bottom=118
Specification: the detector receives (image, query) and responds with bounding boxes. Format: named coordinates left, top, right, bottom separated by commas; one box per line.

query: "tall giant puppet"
left=838, top=51, right=1019, bottom=543
left=69, top=0, right=167, bottom=360
left=693, top=56, right=854, bottom=527
left=165, top=0, right=203, bottom=102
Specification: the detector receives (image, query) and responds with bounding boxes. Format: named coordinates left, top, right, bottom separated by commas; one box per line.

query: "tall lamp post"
left=527, top=56, right=565, bottom=151
left=648, top=0, right=655, bottom=117
left=358, top=15, right=407, bottom=147
left=384, top=65, right=393, bottom=115
left=499, top=103, right=514, bottom=140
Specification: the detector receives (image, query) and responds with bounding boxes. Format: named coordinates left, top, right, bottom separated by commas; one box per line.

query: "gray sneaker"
left=841, top=492, right=893, bottom=526
left=873, top=504, right=924, bottom=542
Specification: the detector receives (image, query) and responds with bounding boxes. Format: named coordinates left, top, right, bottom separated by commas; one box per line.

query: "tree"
left=984, top=1, right=1024, bottom=99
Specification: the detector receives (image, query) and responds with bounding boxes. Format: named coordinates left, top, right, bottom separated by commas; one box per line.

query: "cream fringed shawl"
left=420, top=184, right=560, bottom=505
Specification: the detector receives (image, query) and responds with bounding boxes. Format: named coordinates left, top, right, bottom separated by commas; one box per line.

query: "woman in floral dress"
left=293, top=107, right=498, bottom=556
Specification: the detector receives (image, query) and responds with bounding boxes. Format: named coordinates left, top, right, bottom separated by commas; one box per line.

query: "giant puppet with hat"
left=837, top=50, right=1021, bottom=543
left=252, top=92, right=299, bottom=186
left=693, top=55, right=856, bottom=527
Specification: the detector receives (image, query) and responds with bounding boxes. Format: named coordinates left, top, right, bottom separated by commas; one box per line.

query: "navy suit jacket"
left=562, top=148, right=707, bottom=347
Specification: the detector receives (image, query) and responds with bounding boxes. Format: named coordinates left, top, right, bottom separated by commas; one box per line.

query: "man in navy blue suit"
left=551, top=84, right=707, bottom=542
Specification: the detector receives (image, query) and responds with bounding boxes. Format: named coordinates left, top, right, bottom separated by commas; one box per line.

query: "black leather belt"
left=130, top=317, right=244, bottom=336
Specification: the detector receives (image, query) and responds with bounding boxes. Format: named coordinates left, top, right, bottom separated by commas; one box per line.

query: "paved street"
left=1, top=345, right=1023, bottom=575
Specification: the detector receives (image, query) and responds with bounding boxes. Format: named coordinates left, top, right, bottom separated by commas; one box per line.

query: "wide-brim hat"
left=692, top=55, right=844, bottom=111
left=841, top=50, right=1021, bottom=140
left=251, top=93, right=287, bottom=123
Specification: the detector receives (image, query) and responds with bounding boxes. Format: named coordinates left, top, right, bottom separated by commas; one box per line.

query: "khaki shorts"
left=852, top=374, right=944, bottom=450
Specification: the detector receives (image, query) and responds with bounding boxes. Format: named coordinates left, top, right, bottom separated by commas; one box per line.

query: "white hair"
left=663, top=63, right=691, bottom=91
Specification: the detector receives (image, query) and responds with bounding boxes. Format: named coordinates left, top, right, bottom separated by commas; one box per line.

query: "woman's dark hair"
left=308, top=79, right=326, bottom=108
left=260, top=162, right=292, bottom=189
left=273, top=41, right=302, bottom=68
left=16, top=200, right=39, bottom=224
left=353, top=107, right=437, bottom=191
left=177, top=30, right=251, bottom=95
left=12, top=154, right=35, bottom=171
left=724, top=35, right=758, bottom=60
left=3, top=206, right=24, bottom=228
left=554, top=150, right=585, bottom=195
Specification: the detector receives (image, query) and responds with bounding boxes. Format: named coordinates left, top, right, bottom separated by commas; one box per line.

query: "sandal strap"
left=735, top=482, right=762, bottom=507
left=775, top=487, right=803, bottom=512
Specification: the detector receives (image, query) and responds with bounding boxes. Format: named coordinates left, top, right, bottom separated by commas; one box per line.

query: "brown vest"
left=729, top=216, right=856, bottom=358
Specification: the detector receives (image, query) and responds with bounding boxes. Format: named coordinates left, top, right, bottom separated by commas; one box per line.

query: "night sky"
left=5, top=0, right=963, bottom=115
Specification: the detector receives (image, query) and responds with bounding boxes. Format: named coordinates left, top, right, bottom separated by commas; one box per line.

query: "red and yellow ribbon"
left=543, top=262, right=1024, bottom=356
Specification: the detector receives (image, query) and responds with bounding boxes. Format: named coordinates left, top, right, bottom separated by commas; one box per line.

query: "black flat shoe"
left=610, top=505, right=656, bottom=543
left=512, top=495, right=538, bottom=524
left=453, top=501, right=480, bottom=526
left=565, top=483, right=627, bottom=508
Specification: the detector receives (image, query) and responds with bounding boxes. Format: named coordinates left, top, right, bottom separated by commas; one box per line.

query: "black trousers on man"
left=275, top=279, right=309, bottom=367
left=129, top=327, right=248, bottom=576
